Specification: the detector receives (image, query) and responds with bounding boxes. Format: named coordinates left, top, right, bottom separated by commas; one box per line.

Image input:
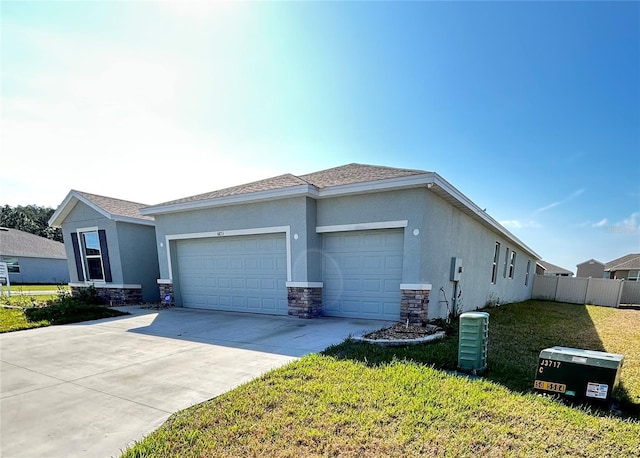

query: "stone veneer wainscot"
left=70, top=283, right=143, bottom=305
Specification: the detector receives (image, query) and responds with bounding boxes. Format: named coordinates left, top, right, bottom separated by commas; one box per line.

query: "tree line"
left=0, top=205, right=63, bottom=242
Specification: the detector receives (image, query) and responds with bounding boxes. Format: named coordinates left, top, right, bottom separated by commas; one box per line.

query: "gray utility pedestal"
left=458, top=311, right=489, bottom=374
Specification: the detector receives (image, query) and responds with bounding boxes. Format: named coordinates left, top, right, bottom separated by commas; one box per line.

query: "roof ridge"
left=74, top=190, right=150, bottom=207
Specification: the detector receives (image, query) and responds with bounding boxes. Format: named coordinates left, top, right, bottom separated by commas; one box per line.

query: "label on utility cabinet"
left=586, top=382, right=608, bottom=399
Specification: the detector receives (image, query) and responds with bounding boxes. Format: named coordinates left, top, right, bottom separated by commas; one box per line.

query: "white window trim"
left=316, top=220, right=408, bottom=233
left=509, top=251, right=517, bottom=279
left=491, top=242, right=500, bottom=284
left=165, top=226, right=291, bottom=282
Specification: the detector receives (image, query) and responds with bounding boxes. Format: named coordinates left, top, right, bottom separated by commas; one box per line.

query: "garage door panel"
left=176, top=234, right=287, bottom=315
left=363, top=279, right=382, bottom=292
left=361, top=301, right=382, bottom=314
left=385, top=255, right=403, bottom=269
left=323, top=229, right=403, bottom=320
left=245, top=258, right=259, bottom=270
left=343, top=279, right=360, bottom=291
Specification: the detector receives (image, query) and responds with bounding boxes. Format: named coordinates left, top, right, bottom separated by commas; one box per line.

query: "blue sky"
left=2, top=1, right=638, bottom=271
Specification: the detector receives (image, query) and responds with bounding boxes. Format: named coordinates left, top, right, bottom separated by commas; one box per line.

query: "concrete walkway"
left=0, top=306, right=390, bottom=458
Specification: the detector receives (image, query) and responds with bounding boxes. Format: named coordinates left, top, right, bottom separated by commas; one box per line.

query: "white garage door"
left=322, top=229, right=404, bottom=320
left=175, top=234, right=288, bottom=314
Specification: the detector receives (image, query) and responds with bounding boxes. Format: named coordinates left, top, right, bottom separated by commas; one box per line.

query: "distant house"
left=605, top=254, right=640, bottom=281
left=0, top=228, right=69, bottom=284
left=49, top=190, right=160, bottom=303
left=536, top=260, right=573, bottom=277
left=576, top=259, right=606, bottom=278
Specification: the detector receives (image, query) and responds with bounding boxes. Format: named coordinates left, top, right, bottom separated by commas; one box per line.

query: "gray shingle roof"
left=537, top=260, right=573, bottom=275
left=0, top=228, right=67, bottom=259
left=605, top=253, right=640, bottom=271
left=155, top=163, right=428, bottom=206
left=75, top=191, right=154, bottom=221
left=299, top=163, right=426, bottom=188
left=157, top=174, right=310, bottom=206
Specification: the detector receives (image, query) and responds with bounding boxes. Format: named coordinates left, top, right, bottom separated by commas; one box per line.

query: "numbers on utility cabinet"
left=540, top=359, right=561, bottom=369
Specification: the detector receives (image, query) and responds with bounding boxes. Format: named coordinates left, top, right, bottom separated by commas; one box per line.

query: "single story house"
left=49, top=190, right=160, bottom=303
left=0, top=227, right=69, bottom=284
left=140, top=163, right=540, bottom=322
left=605, top=253, right=640, bottom=281
left=535, top=260, right=573, bottom=277
left=576, top=259, right=606, bottom=278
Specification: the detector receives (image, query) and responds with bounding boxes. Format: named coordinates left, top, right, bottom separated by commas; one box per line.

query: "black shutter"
left=98, top=230, right=113, bottom=283
left=70, top=233, right=85, bottom=281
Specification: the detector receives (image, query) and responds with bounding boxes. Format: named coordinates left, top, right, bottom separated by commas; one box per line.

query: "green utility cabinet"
left=458, top=312, right=489, bottom=373
left=534, top=346, right=624, bottom=405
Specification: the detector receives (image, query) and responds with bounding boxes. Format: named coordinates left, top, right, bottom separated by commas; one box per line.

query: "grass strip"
left=0, top=303, right=128, bottom=332
left=122, top=355, right=640, bottom=458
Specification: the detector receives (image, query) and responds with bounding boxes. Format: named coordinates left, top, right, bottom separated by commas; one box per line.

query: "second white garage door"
left=175, top=234, right=288, bottom=314
left=322, top=229, right=404, bottom=320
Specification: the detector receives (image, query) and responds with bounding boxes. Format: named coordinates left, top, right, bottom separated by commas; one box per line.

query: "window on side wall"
left=503, top=248, right=510, bottom=278
left=82, top=231, right=104, bottom=280
left=4, top=257, right=20, bottom=273
left=525, top=260, right=531, bottom=286
left=70, top=229, right=112, bottom=283
left=491, top=242, right=500, bottom=284
left=628, top=271, right=640, bottom=282
left=509, top=251, right=517, bottom=279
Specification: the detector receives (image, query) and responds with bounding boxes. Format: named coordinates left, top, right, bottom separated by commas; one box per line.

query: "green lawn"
left=122, top=301, right=640, bottom=457
left=0, top=298, right=128, bottom=333
left=9, top=284, right=70, bottom=292
left=0, top=307, right=50, bottom=332
left=0, top=285, right=70, bottom=306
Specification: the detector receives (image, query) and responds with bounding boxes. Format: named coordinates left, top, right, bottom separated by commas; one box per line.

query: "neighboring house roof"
left=0, top=227, right=67, bottom=259
left=576, top=258, right=604, bottom=267
left=605, top=253, right=640, bottom=272
left=49, top=190, right=155, bottom=228
left=537, top=260, right=573, bottom=276
left=141, top=163, right=540, bottom=259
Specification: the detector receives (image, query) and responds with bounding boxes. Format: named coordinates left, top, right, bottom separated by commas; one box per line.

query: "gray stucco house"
left=604, top=253, right=640, bottom=281
left=576, top=259, right=606, bottom=278
left=49, top=190, right=160, bottom=303
left=0, top=228, right=69, bottom=284
left=141, top=163, right=540, bottom=322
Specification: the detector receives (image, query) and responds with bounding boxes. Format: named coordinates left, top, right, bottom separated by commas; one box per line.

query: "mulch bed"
left=363, top=323, right=443, bottom=340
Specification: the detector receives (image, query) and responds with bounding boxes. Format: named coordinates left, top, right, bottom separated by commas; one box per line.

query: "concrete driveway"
left=0, top=306, right=389, bottom=458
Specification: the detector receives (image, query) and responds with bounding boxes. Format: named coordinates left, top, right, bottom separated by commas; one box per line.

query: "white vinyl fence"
left=532, top=275, right=640, bottom=307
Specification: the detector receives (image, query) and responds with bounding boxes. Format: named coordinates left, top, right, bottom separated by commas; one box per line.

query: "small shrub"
left=24, top=300, right=125, bottom=325
left=71, top=285, right=104, bottom=305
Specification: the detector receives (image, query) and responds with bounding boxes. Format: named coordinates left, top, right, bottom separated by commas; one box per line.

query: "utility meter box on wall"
left=450, top=257, right=463, bottom=282
left=534, top=346, right=624, bottom=406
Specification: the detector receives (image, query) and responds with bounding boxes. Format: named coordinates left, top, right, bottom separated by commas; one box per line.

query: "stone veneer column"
left=400, top=284, right=432, bottom=325
left=287, top=284, right=323, bottom=318
left=157, top=280, right=174, bottom=306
